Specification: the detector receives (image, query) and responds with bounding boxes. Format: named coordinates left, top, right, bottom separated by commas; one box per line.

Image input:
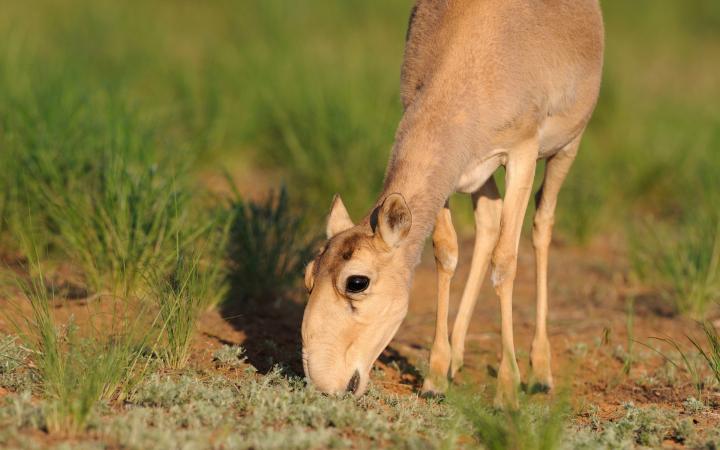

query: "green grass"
left=689, top=321, right=720, bottom=388
left=225, top=187, right=317, bottom=305
left=575, top=1, right=720, bottom=315
left=632, top=212, right=720, bottom=317
left=446, top=388, right=570, bottom=450
left=0, top=81, right=211, bottom=297
left=640, top=333, right=713, bottom=400
left=9, top=260, right=155, bottom=436
left=152, top=250, right=214, bottom=370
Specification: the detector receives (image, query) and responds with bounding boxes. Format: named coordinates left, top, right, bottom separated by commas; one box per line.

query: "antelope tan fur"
left=301, top=0, right=603, bottom=408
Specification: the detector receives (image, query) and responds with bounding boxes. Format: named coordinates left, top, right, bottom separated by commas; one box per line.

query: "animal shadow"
left=378, top=346, right=424, bottom=391
left=220, top=291, right=305, bottom=378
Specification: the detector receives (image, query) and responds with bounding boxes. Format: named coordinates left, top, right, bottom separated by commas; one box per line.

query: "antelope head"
left=301, top=193, right=412, bottom=395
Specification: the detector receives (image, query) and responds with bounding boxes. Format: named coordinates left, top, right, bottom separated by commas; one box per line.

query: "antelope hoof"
left=494, top=360, right=521, bottom=410
left=421, top=373, right=449, bottom=396
left=529, top=340, right=554, bottom=394
left=528, top=372, right=554, bottom=394
left=493, top=381, right=520, bottom=411
left=450, top=352, right=463, bottom=379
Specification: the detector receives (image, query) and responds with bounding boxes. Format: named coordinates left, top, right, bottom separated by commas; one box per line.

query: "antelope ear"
left=376, top=193, right=411, bottom=248
left=326, top=194, right=354, bottom=239
left=304, top=260, right=316, bottom=293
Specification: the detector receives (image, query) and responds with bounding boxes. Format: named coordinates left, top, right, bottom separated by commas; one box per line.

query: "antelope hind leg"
left=529, top=135, right=581, bottom=393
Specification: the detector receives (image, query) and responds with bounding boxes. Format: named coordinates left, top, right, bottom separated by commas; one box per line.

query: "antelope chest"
left=455, top=152, right=505, bottom=194
left=455, top=117, right=582, bottom=194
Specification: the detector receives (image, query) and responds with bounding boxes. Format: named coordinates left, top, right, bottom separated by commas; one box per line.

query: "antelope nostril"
left=346, top=369, right=361, bottom=394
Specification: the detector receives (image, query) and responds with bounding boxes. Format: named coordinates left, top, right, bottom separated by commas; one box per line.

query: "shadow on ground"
left=378, top=346, right=424, bottom=391
left=220, top=288, right=426, bottom=391
left=220, top=290, right=306, bottom=376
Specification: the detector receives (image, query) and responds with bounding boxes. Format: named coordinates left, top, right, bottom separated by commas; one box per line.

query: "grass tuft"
left=7, top=242, right=159, bottom=436
left=644, top=336, right=705, bottom=399
left=152, top=250, right=211, bottom=370
left=39, top=157, right=196, bottom=297
left=688, top=320, right=720, bottom=387
left=632, top=211, right=720, bottom=318
left=446, top=388, right=569, bottom=450
left=226, top=186, right=317, bottom=305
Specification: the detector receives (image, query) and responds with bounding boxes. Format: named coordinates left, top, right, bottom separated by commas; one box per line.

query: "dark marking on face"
left=314, top=231, right=366, bottom=281
left=339, top=234, right=362, bottom=261
left=346, top=369, right=361, bottom=393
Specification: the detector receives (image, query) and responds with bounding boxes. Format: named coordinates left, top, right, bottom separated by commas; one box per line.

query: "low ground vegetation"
left=2, top=339, right=720, bottom=449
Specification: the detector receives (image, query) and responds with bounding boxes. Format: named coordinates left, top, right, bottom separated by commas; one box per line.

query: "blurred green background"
left=0, top=0, right=718, bottom=315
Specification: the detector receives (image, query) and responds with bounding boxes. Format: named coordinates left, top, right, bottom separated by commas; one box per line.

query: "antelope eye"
left=345, top=275, right=370, bottom=293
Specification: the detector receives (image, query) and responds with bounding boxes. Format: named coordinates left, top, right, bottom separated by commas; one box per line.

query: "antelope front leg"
left=450, top=179, right=502, bottom=378
left=529, top=135, right=581, bottom=392
left=492, top=141, right=538, bottom=410
left=421, top=203, right=458, bottom=395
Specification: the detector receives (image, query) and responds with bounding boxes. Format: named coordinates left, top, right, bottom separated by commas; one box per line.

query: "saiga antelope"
left=301, top=0, right=603, bottom=408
